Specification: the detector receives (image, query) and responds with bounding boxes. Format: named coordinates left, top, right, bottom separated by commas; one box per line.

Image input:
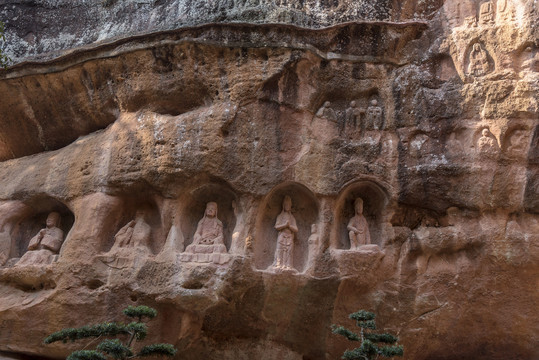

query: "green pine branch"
left=332, top=325, right=361, bottom=342
left=44, top=323, right=131, bottom=344
left=333, top=309, right=403, bottom=360
left=96, top=339, right=133, bottom=359
left=123, top=306, right=157, bottom=321
left=364, top=332, right=398, bottom=344
left=137, top=344, right=177, bottom=357
left=44, top=305, right=177, bottom=360
left=66, top=350, right=107, bottom=360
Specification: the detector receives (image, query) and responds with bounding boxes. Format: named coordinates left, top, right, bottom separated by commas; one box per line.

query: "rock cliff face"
left=0, top=1, right=537, bottom=359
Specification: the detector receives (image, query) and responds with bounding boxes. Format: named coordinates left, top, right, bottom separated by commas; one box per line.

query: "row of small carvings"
left=456, top=0, right=516, bottom=28
left=5, top=196, right=377, bottom=271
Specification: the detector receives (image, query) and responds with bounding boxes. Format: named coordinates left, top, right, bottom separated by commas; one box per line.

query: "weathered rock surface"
left=0, top=1, right=537, bottom=359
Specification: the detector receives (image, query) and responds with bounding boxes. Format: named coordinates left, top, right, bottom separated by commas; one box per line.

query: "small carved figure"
left=506, top=129, right=526, bottom=154
left=347, top=198, right=371, bottom=250
left=306, top=223, right=319, bottom=270
left=17, top=212, right=64, bottom=265
left=244, top=235, right=253, bottom=254
left=477, top=128, right=499, bottom=155
left=273, top=195, right=298, bottom=270
left=192, top=202, right=224, bottom=246
left=345, top=101, right=364, bottom=130
left=467, top=43, right=490, bottom=77
left=496, top=0, right=515, bottom=22
left=366, top=100, right=383, bottom=130
left=316, top=101, right=337, bottom=122
left=521, top=46, right=538, bottom=73
left=464, top=16, right=478, bottom=27
left=181, top=202, right=228, bottom=264
left=479, top=1, right=494, bottom=25
left=446, top=132, right=464, bottom=156
left=111, top=210, right=151, bottom=251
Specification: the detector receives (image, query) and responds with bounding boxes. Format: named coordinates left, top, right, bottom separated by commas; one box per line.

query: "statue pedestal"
left=16, top=249, right=58, bottom=266
left=331, top=245, right=384, bottom=277
left=180, top=244, right=230, bottom=265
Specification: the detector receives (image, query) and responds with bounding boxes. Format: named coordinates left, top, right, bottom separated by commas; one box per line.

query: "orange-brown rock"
left=0, top=1, right=537, bottom=360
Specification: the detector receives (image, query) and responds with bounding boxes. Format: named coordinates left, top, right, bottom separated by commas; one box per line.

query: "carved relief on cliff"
left=501, top=124, right=532, bottom=158
left=254, top=182, right=319, bottom=273
left=92, top=196, right=166, bottom=268
left=0, top=198, right=74, bottom=267
left=330, top=180, right=388, bottom=251
left=178, top=182, right=238, bottom=265
left=311, top=91, right=386, bottom=142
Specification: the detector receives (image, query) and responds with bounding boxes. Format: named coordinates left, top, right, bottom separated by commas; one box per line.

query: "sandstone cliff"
left=0, top=1, right=537, bottom=359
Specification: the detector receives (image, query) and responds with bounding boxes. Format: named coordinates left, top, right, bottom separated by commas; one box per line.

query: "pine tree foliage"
left=138, top=344, right=177, bottom=357
left=332, top=310, right=404, bottom=360
left=44, top=306, right=177, bottom=360
left=0, top=21, right=10, bottom=69
left=67, top=350, right=107, bottom=360
left=123, top=305, right=157, bottom=321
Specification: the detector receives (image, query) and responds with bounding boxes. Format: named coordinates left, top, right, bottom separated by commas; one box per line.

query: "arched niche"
left=102, top=195, right=165, bottom=255
left=331, top=181, right=388, bottom=250
left=179, top=182, right=238, bottom=252
left=9, top=196, right=75, bottom=260
left=254, top=182, right=319, bottom=273
left=501, top=124, right=531, bottom=156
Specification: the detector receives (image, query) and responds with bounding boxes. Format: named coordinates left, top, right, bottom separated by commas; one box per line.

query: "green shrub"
left=332, top=310, right=403, bottom=360
left=45, top=305, right=177, bottom=360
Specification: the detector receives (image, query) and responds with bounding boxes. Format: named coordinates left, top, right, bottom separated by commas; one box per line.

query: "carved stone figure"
left=477, top=128, right=499, bottom=155
left=17, top=212, right=64, bottom=266
left=316, top=101, right=336, bottom=122
left=479, top=1, right=494, bottom=25
left=306, top=223, right=319, bottom=270
left=447, top=132, right=464, bottom=156
left=366, top=100, right=383, bottom=130
left=345, top=101, right=364, bottom=130
left=192, top=202, right=224, bottom=246
left=272, top=195, right=298, bottom=270
left=520, top=46, right=538, bottom=73
left=111, top=210, right=151, bottom=251
left=347, top=198, right=371, bottom=250
left=496, top=0, right=515, bottom=22
left=506, top=129, right=526, bottom=154
left=464, top=15, right=478, bottom=28
left=181, top=202, right=229, bottom=264
left=467, top=43, right=490, bottom=77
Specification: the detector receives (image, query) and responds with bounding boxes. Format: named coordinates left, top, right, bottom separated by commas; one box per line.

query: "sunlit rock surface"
left=0, top=1, right=537, bottom=359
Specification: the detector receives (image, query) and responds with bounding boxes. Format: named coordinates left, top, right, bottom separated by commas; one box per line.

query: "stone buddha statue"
left=17, top=212, right=64, bottom=265
left=181, top=202, right=229, bottom=264
left=110, top=209, right=151, bottom=252
left=347, top=198, right=371, bottom=250
left=272, top=195, right=298, bottom=271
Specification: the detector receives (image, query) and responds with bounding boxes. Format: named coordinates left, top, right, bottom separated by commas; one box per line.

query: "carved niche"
left=178, top=182, right=237, bottom=265
left=445, top=131, right=466, bottom=158
left=99, top=198, right=165, bottom=267
left=331, top=181, right=388, bottom=251
left=0, top=198, right=75, bottom=267
left=496, top=0, right=515, bottom=23
left=518, top=45, right=539, bottom=75
left=476, top=128, right=500, bottom=156
left=254, top=182, right=319, bottom=273
left=479, top=1, right=495, bottom=25
left=502, top=125, right=532, bottom=157
left=466, top=43, right=493, bottom=78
